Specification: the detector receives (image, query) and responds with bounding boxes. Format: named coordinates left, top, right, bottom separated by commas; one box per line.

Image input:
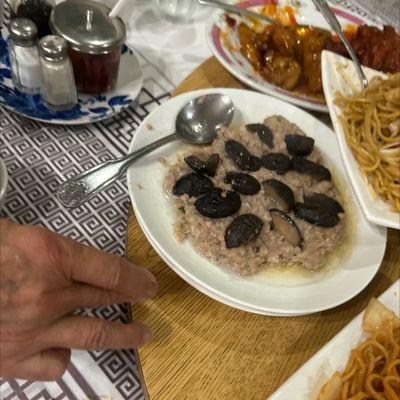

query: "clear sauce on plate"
left=255, top=171, right=357, bottom=287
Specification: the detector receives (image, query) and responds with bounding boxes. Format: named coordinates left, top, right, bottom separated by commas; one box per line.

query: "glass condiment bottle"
left=10, top=0, right=55, bottom=38
left=8, top=18, right=42, bottom=94
left=38, top=35, right=78, bottom=111
left=49, top=0, right=126, bottom=95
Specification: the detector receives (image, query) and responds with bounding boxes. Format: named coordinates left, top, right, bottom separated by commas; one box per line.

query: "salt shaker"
left=38, top=35, right=78, bottom=111
left=8, top=18, right=42, bottom=95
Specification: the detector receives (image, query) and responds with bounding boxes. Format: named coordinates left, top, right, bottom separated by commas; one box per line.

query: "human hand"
left=0, top=219, right=158, bottom=381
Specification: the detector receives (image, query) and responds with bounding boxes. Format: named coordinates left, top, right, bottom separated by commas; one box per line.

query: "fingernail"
left=142, top=328, right=153, bottom=344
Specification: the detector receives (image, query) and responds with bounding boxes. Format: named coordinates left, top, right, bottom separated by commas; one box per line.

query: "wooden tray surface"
left=126, top=56, right=400, bottom=400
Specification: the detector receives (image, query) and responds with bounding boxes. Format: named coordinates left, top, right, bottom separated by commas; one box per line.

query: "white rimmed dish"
left=206, top=0, right=374, bottom=113
left=268, top=279, right=400, bottom=399
left=321, top=50, right=400, bottom=230
left=127, top=88, right=387, bottom=316
left=0, top=158, right=8, bottom=209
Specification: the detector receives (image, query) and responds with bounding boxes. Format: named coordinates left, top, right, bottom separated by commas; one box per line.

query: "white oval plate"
left=321, top=50, right=400, bottom=230
left=268, top=279, right=400, bottom=399
left=206, top=0, right=373, bottom=113
left=127, top=88, right=387, bottom=315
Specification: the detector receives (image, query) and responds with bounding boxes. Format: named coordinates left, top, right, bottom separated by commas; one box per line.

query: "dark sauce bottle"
left=10, top=0, right=55, bottom=38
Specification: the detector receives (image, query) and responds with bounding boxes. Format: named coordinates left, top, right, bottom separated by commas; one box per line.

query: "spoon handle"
left=311, top=0, right=368, bottom=89
left=56, top=133, right=177, bottom=209
left=198, top=0, right=280, bottom=26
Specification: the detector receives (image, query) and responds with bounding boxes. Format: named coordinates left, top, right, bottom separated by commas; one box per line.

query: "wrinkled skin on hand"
left=0, top=219, right=158, bottom=381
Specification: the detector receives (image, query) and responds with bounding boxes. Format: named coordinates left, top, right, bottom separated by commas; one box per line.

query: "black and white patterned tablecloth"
left=0, top=83, right=173, bottom=400
left=0, top=2, right=174, bottom=396
left=0, top=0, right=398, bottom=399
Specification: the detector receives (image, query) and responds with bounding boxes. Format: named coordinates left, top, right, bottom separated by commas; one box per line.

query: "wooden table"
left=126, top=57, right=400, bottom=400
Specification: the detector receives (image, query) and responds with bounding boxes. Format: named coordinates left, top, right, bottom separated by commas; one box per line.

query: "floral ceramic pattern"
left=0, top=29, right=143, bottom=124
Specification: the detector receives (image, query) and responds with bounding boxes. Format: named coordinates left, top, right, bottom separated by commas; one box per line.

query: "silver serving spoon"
left=198, top=0, right=280, bottom=26
left=311, top=0, right=368, bottom=88
left=56, top=94, right=235, bottom=209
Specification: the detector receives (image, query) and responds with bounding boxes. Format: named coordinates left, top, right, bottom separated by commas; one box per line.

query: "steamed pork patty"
left=164, top=115, right=345, bottom=276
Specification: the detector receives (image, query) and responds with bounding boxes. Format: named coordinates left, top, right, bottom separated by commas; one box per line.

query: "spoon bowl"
left=175, top=94, right=235, bottom=144
left=56, top=93, right=235, bottom=208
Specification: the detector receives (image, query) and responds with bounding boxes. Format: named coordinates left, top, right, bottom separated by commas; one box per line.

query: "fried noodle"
left=318, top=299, right=400, bottom=400
left=338, top=322, right=400, bottom=399
left=334, top=73, right=400, bottom=212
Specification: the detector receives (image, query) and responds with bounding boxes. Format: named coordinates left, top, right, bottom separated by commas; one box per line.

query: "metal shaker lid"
left=9, top=18, right=38, bottom=46
left=49, top=0, right=126, bottom=54
left=38, top=35, right=68, bottom=61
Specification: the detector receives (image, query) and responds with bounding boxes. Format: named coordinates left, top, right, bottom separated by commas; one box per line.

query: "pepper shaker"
left=38, top=35, right=78, bottom=111
left=8, top=18, right=42, bottom=95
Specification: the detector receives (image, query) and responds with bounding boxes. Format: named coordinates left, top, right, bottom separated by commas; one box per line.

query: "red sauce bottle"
left=49, top=0, right=126, bottom=95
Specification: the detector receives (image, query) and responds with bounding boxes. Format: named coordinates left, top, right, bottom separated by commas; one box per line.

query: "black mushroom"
left=304, top=193, right=344, bottom=215
left=225, top=172, right=261, bottom=195
left=292, top=156, right=331, bottom=181
left=285, top=134, right=315, bottom=156
left=225, top=140, right=262, bottom=172
left=184, top=153, right=220, bottom=176
left=195, top=188, right=241, bottom=218
left=225, top=214, right=263, bottom=248
left=206, top=153, right=220, bottom=176
left=173, top=173, right=213, bottom=198
left=262, top=179, right=295, bottom=213
left=245, top=123, right=274, bottom=148
left=270, top=209, right=303, bottom=248
left=294, top=202, right=339, bottom=228
left=261, top=153, right=292, bottom=175
left=184, top=155, right=207, bottom=175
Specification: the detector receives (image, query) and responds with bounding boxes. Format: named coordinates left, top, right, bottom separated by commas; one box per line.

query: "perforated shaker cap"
left=9, top=18, right=38, bottom=46
left=38, top=35, right=68, bottom=62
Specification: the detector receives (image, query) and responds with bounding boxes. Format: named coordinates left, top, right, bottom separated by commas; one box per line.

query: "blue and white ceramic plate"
left=0, top=28, right=143, bottom=125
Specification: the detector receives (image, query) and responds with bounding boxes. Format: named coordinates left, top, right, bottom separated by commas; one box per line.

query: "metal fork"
left=198, top=0, right=280, bottom=26
left=311, top=0, right=368, bottom=88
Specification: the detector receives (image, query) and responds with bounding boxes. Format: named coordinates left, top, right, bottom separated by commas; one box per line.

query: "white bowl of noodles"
left=322, top=51, right=400, bottom=230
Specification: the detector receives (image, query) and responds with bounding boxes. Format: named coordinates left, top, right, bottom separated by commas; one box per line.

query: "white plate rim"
left=0, top=158, right=8, bottom=209
left=321, top=50, right=400, bottom=230
left=206, top=1, right=375, bottom=113
left=127, top=88, right=387, bottom=315
left=132, top=204, right=307, bottom=317
left=267, top=279, right=400, bottom=399
left=133, top=188, right=313, bottom=317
